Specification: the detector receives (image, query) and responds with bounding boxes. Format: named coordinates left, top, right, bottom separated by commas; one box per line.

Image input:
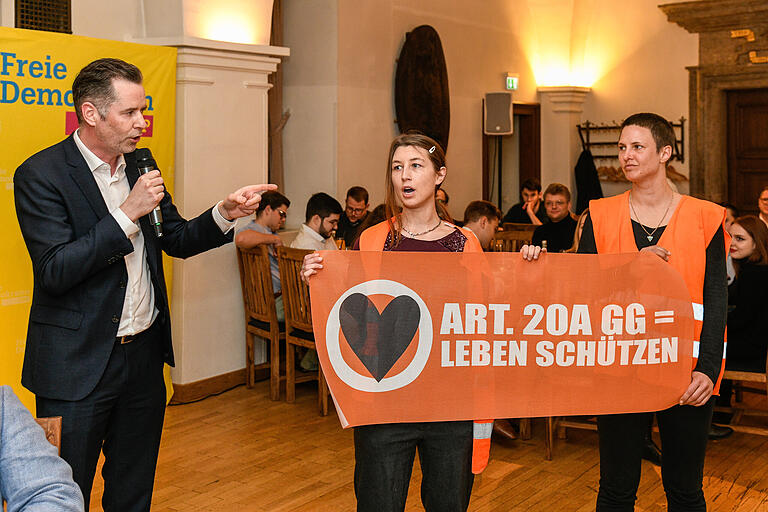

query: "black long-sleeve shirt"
left=578, top=214, right=727, bottom=385
left=726, top=262, right=768, bottom=365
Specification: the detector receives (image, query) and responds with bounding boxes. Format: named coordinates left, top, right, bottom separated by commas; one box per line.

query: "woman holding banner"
left=524, top=113, right=728, bottom=511
left=301, top=133, right=482, bottom=512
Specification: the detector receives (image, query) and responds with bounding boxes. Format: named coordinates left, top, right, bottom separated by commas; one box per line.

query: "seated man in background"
left=235, top=190, right=291, bottom=320
left=335, top=186, right=369, bottom=248
left=759, top=186, right=768, bottom=227
left=291, top=192, right=342, bottom=371
left=532, top=183, right=577, bottom=253
left=0, top=385, right=84, bottom=511
left=463, top=200, right=501, bottom=250
left=291, top=192, right=343, bottom=252
left=502, top=178, right=548, bottom=225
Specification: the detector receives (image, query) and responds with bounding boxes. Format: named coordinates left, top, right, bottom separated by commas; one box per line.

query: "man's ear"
left=80, top=101, right=100, bottom=127
left=479, top=216, right=488, bottom=229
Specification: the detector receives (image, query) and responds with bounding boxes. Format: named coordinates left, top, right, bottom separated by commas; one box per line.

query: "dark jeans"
left=596, top=400, right=714, bottom=512
left=354, top=421, right=474, bottom=512
left=37, top=322, right=166, bottom=512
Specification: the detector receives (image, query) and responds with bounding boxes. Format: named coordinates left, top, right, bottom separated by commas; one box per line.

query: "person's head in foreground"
left=619, top=113, right=675, bottom=183
left=384, top=132, right=447, bottom=245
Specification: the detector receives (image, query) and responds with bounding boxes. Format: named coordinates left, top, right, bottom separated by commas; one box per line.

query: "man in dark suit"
left=13, top=58, right=273, bottom=511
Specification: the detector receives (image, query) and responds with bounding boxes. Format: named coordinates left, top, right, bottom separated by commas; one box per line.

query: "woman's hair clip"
left=428, top=145, right=436, bottom=154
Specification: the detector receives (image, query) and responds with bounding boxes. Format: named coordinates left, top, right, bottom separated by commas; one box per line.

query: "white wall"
left=282, top=0, right=338, bottom=228
left=577, top=0, right=697, bottom=196
left=71, top=0, right=144, bottom=40
left=283, top=0, right=698, bottom=223
left=0, top=0, right=13, bottom=27
left=336, top=0, right=538, bottom=221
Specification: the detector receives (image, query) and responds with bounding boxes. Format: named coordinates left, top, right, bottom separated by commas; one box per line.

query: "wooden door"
left=727, top=89, right=768, bottom=214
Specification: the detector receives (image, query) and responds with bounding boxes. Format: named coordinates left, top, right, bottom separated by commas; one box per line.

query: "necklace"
left=402, top=218, right=443, bottom=237
left=629, top=191, right=675, bottom=242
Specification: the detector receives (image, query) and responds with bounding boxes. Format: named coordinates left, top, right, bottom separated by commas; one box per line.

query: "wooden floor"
left=88, top=381, right=768, bottom=511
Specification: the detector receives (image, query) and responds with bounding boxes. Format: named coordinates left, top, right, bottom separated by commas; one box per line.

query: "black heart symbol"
left=339, top=293, right=421, bottom=382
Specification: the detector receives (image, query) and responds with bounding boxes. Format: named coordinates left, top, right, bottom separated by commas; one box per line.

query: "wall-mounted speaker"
left=484, top=92, right=513, bottom=135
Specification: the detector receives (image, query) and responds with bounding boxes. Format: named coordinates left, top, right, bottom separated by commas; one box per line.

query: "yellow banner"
left=0, top=27, right=177, bottom=410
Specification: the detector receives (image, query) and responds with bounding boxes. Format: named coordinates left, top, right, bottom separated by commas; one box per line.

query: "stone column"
left=135, top=36, right=288, bottom=390
left=537, top=86, right=591, bottom=192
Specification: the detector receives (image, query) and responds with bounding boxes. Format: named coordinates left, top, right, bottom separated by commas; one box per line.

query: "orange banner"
left=309, top=251, right=696, bottom=427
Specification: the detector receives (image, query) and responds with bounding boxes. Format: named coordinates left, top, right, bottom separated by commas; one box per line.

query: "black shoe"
left=708, top=424, right=734, bottom=440
left=642, top=438, right=662, bottom=466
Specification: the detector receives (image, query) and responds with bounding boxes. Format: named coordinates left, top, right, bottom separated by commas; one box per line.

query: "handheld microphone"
left=135, top=148, right=163, bottom=237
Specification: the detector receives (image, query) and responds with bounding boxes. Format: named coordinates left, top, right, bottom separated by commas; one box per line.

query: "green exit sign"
left=506, top=74, right=519, bottom=91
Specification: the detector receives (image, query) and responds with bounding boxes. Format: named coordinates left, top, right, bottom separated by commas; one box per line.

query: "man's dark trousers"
left=37, top=321, right=166, bottom=511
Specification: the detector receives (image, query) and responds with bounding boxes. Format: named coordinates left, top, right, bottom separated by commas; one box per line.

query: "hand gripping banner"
left=309, top=251, right=695, bottom=428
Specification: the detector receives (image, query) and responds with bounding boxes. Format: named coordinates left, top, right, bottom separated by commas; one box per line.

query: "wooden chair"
left=277, top=246, right=330, bottom=416
left=35, top=416, right=62, bottom=454
left=715, top=351, right=768, bottom=436
left=545, top=416, right=597, bottom=460
left=237, top=245, right=285, bottom=400
left=492, top=223, right=538, bottom=252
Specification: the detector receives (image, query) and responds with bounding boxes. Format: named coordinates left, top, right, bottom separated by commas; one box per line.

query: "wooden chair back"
left=277, top=247, right=314, bottom=333
left=237, top=245, right=284, bottom=396
left=237, top=245, right=279, bottom=330
left=35, top=416, right=62, bottom=454
left=716, top=350, right=768, bottom=435
left=491, top=223, right=538, bottom=252
left=276, top=246, right=329, bottom=415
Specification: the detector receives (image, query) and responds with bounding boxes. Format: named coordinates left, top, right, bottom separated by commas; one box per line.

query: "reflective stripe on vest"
left=472, top=420, right=494, bottom=474
left=692, top=340, right=728, bottom=360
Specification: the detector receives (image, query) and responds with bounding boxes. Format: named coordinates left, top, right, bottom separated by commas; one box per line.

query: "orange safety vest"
left=589, top=191, right=730, bottom=394
left=359, top=219, right=492, bottom=474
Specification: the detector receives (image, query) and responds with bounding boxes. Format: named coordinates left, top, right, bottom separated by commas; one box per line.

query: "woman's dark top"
left=726, top=262, right=768, bottom=370
left=352, top=228, right=469, bottom=252
left=578, top=214, right=727, bottom=385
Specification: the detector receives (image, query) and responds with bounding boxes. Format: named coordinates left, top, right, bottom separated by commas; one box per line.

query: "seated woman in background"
left=715, top=215, right=768, bottom=427
left=721, top=203, right=740, bottom=284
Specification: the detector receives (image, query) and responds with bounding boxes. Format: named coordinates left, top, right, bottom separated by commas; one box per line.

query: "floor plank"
left=87, top=381, right=768, bottom=511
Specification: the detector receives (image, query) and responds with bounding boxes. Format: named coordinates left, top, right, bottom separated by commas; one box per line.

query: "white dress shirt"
left=289, top=224, right=338, bottom=251
left=73, top=130, right=234, bottom=335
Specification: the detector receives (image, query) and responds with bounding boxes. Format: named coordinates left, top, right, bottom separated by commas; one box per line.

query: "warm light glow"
left=188, top=0, right=273, bottom=46
left=201, top=13, right=260, bottom=45
left=533, top=64, right=599, bottom=87
left=524, top=0, right=609, bottom=88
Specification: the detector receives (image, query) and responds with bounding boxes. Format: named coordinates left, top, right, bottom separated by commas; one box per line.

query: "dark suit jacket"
left=14, top=135, right=232, bottom=401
